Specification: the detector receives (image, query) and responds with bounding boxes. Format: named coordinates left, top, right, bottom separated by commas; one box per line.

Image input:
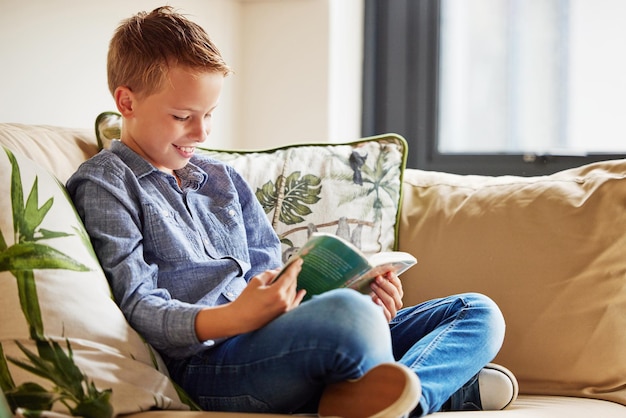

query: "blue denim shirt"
left=66, top=141, right=282, bottom=359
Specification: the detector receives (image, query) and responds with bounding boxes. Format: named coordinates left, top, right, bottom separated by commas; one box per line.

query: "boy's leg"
left=389, top=292, right=506, bottom=415
left=166, top=289, right=400, bottom=414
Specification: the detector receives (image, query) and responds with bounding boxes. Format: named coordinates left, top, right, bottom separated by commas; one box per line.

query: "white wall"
left=0, top=0, right=363, bottom=149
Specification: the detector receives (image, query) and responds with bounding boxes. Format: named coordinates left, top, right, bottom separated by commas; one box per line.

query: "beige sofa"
left=0, top=122, right=624, bottom=418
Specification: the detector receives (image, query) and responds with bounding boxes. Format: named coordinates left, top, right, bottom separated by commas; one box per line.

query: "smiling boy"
left=116, top=66, right=224, bottom=174
left=67, top=6, right=517, bottom=417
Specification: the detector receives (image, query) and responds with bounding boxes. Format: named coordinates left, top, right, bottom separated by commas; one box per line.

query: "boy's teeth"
left=176, top=145, right=194, bottom=153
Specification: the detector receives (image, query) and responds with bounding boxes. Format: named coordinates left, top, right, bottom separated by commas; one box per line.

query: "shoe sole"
left=318, top=363, right=421, bottom=418
left=483, top=363, right=519, bottom=410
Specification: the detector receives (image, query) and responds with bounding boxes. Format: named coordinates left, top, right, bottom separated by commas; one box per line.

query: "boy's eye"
left=173, top=115, right=189, bottom=122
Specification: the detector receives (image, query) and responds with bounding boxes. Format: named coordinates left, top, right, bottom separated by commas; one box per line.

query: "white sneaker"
left=318, top=363, right=421, bottom=418
left=443, top=363, right=519, bottom=411
left=477, top=363, right=519, bottom=410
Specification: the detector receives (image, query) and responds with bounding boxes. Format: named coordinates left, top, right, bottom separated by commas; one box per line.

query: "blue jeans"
left=165, top=289, right=505, bottom=415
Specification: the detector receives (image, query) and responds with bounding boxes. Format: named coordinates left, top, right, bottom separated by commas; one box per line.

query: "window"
left=362, top=0, right=626, bottom=175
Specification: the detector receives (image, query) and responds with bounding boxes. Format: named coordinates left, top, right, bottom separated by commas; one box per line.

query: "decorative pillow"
left=398, top=160, right=626, bottom=406
left=95, top=111, right=409, bottom=260
left=201, top=139, right=407, bottom=260
left=0, top=146, right=190, bottom=416
left=95, top=112, right=121, bottom=151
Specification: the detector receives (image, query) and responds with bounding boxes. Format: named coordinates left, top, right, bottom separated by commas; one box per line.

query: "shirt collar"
left=110, top=140, right=207, bottom=189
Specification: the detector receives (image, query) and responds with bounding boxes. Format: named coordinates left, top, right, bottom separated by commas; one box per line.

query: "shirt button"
left=226, top=292, right=235, bottom=298
left=228, top=209, right=236, bottom=216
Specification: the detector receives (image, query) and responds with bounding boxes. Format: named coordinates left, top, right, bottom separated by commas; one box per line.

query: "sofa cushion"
left=0, top=146, right=189, bottom=416
left=95, top=112, right=408, bottom=259
left=398, top=159, right=626, bottom=406
left=120, top=395, right=626, bottom=418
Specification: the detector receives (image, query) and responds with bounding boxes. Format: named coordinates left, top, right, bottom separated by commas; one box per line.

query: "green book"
left=277, top=232, right=417, bottom=300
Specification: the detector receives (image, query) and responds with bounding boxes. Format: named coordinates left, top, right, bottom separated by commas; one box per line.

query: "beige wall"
left=0, top=0, right=363, bottom=149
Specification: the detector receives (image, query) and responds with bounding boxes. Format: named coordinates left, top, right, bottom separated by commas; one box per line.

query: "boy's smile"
left=115, top=66, right=224, bottom=175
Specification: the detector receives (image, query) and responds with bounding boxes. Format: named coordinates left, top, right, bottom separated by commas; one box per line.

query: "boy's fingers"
left=256, top=269, right=280, bottom=285
left=281, top=258, right=303, bottom=281
left=291, top=289, right=307, bottom=308
left=262, top=258, right=303, bottom=287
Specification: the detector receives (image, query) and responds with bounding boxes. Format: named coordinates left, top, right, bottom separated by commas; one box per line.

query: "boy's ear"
left=114, top=86, right=135, bottom=117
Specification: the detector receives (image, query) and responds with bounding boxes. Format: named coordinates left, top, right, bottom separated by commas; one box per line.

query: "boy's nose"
left=191, top=120, right=210, bottom=143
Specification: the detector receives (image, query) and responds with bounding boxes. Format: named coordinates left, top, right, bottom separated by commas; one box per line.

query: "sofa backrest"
left=0, top=123, right=98, bottom=183
left=398, top=162, right=626, bottom=406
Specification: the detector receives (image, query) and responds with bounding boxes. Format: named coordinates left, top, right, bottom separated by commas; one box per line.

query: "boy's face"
left=116, top=66, right=224, bottom=174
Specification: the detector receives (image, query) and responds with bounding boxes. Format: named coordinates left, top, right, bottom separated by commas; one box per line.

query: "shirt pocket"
left=142, top=203, right=204, bottom=262
left=199, top=203, right=249, bottom=264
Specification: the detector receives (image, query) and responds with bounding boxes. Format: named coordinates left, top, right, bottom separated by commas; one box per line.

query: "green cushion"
left=0, top=146, right=189, bottom=416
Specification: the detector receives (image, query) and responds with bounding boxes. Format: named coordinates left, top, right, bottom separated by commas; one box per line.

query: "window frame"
left=362, top=0, right=626, bottom=176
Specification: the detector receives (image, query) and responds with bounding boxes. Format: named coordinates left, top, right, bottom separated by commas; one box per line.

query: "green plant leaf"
left=5, top=381, right=55, bottom=413
left=8, top=343, right=57, bottom=385
left=0, top=230, right=7, bottom=253
left=20, top=178, right=53, bottom=242
left=6, top=148, right=25, bottom=238
left=70, top=388, right=113, bottom=418
left=33, top=339, right=85, bottom=395
left=9, top=339, right=114, bottom=418
left=14, top=270, right=44, bottom=340
left=37, top=229, right=72, bottom=241
left=255, top=172, right=323, bottom=225
left=279, top=172, right=322, bottom=225
left=0, top=343, right=16, bottom=393
left=0, top=242, right=90, bottom=272
left=255, top=180, right=278, bottom=214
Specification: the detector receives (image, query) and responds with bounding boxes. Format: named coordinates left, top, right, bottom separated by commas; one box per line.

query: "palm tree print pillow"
left=0, top=147, right=188, bottom=417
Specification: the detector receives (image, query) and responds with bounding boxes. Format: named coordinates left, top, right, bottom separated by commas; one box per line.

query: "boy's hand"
left=194, top=259, right=306, bottom=341
left=231, top=258, right=306, bottom=332
left=371, top=272, right=403, bottom=322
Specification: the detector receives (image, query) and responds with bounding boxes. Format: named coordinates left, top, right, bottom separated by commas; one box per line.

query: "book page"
left=347, top=252, right=417, bottom=293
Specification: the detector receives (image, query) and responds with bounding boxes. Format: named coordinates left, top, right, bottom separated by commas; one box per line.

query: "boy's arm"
left=67, top=164, right=204, bottom=356
left=68, top=155, right=303, bottom=355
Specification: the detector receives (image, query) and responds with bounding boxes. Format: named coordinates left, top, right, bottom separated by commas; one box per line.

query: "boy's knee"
left=306, top=289, right=392, bottom=350
left=463, top=292, right=506, bottom=354
left=309, top=289, right=386, bottom=326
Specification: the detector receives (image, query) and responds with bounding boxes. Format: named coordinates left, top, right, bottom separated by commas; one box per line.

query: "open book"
left=276, top=232, right=417, bottom=300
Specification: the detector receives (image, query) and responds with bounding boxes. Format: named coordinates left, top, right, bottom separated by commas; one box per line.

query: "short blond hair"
left=107, top=6, right=231, bottom=98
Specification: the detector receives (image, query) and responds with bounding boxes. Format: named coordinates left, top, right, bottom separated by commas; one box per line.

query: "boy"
left=67, top=7, right=518, bottom=417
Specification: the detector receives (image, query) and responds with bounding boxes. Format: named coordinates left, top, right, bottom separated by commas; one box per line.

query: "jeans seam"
left=406, top=299, right=470, bottom=370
